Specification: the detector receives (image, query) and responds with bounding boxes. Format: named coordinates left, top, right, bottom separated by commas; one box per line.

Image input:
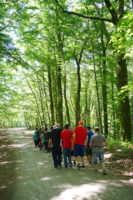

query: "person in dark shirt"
left=48, top=124, right=62, bottom=168
left=85, top=126, right=94, bottom=164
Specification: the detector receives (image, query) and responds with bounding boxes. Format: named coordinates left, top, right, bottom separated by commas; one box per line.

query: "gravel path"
left=1, top=128, right=133, bottom=200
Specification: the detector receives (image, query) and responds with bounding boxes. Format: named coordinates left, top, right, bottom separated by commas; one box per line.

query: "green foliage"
left=107, top=138, right=133, bottom=152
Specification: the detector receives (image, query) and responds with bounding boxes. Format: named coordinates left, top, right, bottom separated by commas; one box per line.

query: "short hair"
left=95, top=127, right=100, bottom=132
left=87, top=126, right=91, bottom=130
left=65, top=124, right=70, bottom=129
left=45, top=128, right=48, bottom=131
left=79, top=120, right=84, bottom=125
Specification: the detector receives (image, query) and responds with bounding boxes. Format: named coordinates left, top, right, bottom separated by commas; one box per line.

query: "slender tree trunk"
left=64, top=63, right=71, bottom=124
left=93, top=55, right=103, bottom=133
left=75, top=58, right=81, bottom=126
left=111, top=67, right=116, bottom=139
left=48, top=65, right=55, bottom=125
left=36, top=75, right=45, bottom=126
left=101, top=38, right=108, bottom=136
left=56, top=57, right=63, bottom=128
left=27, top=80, right=42, bottom=126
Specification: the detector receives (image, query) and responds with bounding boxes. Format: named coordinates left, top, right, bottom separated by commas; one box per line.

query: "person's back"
left=90, top=127, right=108, bottom=175
left=74, top=126, right=87, bottom=145
left=60, top=124, right=73, bottom=168
left=33, top=132, right=38, bottom=141
left=49, top=125, right=62, bottom=168
left=91, top=134, right=106, bottom=152
left=61, top=129, right=73, bottom=149
left=33, top=131, right=38, bottom=147
left=50, top=127, right=62, bottom=147
left=87, top=130, right=94, bottom=147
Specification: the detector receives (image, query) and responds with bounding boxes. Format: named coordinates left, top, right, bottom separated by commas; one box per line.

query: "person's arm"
left=84, top=135, right=88, bottom=148
left=48, top=138, right=52, bottom=148
left=105, top=140, right=108, bottom=147
left=90, top=137, right=93, bottom=147
left=89, top=141, right=92, bottom=147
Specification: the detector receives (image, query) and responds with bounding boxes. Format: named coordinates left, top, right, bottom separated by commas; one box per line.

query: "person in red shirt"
left=74, top=120, right=88, bottom=168
left=60, top=124, right=73, bottom=168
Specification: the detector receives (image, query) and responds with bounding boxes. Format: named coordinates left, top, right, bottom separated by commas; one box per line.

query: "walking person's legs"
left=63, top=148, right=68, bottom=167
left=99, top=151, right=106, bottom=175
left=68, top=148, right=72, bottom=166
left=92, top=151, right=98, bottom=171
left=52, top=147, right=58, bottom=168
left=57, top=146, right=62, bottom=167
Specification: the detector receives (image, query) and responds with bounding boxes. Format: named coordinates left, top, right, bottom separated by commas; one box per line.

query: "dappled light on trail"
left=40, top=177, right=52, bottom=181
left=51, top=183, right=105, bottom=200
left=0, top=128, right=133, bottom=200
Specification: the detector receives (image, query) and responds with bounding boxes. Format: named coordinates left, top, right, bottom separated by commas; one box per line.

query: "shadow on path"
left=0, top=128, right=133, bottom=200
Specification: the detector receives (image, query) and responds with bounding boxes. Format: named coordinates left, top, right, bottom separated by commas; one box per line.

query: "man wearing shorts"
left=90, top=127, right=108, bottom=175
left=74, top=120, right=88, bottom=168
left=85, top=126, right=94, bottom=164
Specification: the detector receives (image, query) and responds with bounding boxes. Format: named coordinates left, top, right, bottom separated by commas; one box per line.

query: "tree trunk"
left=75, top=58, right=81, bottom=126
left=48, top=65, right=55, bottom=125
left=64, top=64, right=71, bottom=125
left=93, top=55, right=103, bottom=133
left=56, top=58, right=63, bottom=128
left=101, top=40, right=108, bottom=136
left=117, top=53, right=132, bottom=140
left=36, top=75, right=45, bottom=126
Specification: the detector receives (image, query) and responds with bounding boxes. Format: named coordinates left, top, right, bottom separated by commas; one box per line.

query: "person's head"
left=87, top=126, right=91, bottom=131
left=64, top=124, right=70, bottom=129
left=36, top=128, right=38, bottom=131
left=94, top=127, right=100, bottom=134
left=79, top=120, right=84, bottom=126
left=45, top=128, right=48, bottom=132
left=50, top=126, right=53, bottom=130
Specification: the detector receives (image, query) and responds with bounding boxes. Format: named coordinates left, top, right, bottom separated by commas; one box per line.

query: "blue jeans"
left=52, top=146, right=62, bottom=168
left=92, top=151, right=104, bottom=165
left=63, top=148, right=71, bottom=167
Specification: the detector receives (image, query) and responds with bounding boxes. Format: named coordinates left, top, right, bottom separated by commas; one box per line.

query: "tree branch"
left=55, top=0, right=113, bottom=23
left=104, top=0, right=118, bottom=25
left=119, top=0, right=124, bottom=18
left=0, top=24, right=9, bottom=32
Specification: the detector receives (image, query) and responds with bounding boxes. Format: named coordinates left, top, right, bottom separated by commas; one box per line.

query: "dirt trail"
left=0, top=128, right=133, bottom=200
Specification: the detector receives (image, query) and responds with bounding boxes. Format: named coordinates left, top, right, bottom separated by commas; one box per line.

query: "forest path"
left=1, top=128, right=133, bottom=200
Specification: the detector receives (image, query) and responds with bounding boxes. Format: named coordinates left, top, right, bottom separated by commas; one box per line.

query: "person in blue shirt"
left=33, top=129, right=38, bottom=147
left=85, top=126, right=94, bottom=164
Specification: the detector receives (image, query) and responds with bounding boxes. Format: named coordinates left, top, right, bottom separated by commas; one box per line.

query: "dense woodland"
left=0, top=0, right=133, bottom=141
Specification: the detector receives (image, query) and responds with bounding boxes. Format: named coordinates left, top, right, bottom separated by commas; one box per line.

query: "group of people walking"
left=33, top=120, right=108, bottom=175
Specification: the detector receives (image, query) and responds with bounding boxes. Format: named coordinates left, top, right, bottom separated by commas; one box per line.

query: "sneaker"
left=103, top=170, right=107, bottom=175
left=81, top=165, right=85, bottom=168
left=69, top=163, right=72, bottom=168
left=65, top=166, right=68, bottom=168
left=73, top=160, right=76, bottom=165
left=94, top=169, right=98, bottom=172
left=58, top=165, right=62, bottom=169
left=77, top=164, right=80, bottom=169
